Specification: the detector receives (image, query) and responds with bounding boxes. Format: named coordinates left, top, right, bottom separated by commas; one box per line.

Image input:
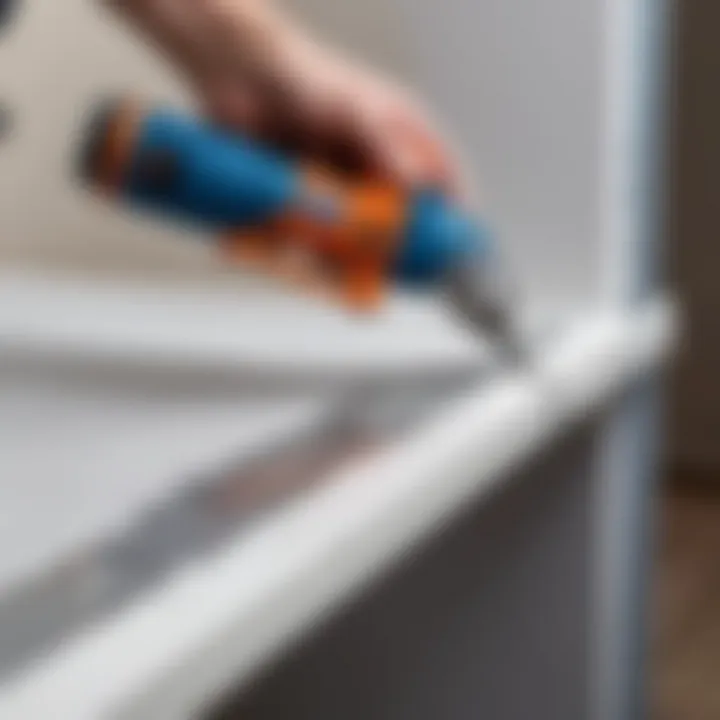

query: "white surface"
left=0, top=373, right=327, bottom=598
left=0, top=267, right=484, bottom=611
left=0, top=272, right=486, bottom=378
left=0, top=296, right=675, bottom=720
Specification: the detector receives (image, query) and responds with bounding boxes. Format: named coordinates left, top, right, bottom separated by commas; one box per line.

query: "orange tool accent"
left=221, top=169, right=408, bottom=311
left=96, top=101, right=141, bottom=195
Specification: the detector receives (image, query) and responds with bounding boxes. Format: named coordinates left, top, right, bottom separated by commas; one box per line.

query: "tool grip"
left=79, top=98, right=489, bottom=310
left=80, top=99, right=297, bottom=229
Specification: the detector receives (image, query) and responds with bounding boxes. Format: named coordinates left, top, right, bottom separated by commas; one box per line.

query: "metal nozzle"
left=444, top=253, right=528, bottom=366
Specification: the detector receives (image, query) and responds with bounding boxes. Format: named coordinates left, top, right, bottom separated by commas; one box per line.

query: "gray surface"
left=208, top=424, right=597, bottom=720
left=595, top=377, right=665, bottom=720
left=0, top=358, right=326, bottom=596
left=0, top=365, right=474, bottom=686
left=634, top=0, right=673, bottom=302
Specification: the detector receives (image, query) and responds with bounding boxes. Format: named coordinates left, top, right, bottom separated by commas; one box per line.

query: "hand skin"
left=107, top=0, right=464, bottom=196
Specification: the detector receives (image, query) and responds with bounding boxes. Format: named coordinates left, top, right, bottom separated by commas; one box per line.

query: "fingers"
left=378, top=101, right=463, bottom=197
left=393, top=107, right=469, bottom=200
left=336, top=78, right=468, bottom=199
left=196, top=40, right=469, bottom=201
left=202, top=74, right=471, bottom=206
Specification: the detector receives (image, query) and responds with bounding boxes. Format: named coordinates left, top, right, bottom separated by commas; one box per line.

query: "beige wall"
left=0, top=0, right=227, bottom=280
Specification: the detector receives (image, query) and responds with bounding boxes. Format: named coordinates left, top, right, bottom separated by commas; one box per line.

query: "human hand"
left=110, top=0, right=465, bottom=197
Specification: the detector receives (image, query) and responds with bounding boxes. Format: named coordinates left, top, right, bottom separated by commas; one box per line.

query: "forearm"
left=105, top=0, right=304, bottom=83
left=103, top=0, right=462, bottom=205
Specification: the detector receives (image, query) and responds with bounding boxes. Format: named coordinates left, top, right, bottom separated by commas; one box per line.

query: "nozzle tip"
left=443, top=252, right=530, bottom=365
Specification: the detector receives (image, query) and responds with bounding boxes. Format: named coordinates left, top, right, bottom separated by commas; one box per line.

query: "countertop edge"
left=0, top=296, right=677, bottom=720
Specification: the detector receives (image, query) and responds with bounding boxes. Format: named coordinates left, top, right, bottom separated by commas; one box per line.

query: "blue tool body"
left=118, top=109, right=488, bottom=288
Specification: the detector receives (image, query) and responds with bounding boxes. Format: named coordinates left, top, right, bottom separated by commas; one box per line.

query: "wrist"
left=199, top=0, right=310, bottom=72
left=104, top=0, right=319, bottom=94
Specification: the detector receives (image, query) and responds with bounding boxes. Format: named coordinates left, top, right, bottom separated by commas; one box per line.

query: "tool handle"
left=79, top=98, right=488, bottom=310
left=80, top=100, right=298, bottom=228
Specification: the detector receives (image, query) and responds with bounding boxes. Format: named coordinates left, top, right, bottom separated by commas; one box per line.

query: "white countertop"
left=0, top=271, right=675, bottom=720
left=0, top=271, right=490, bottom=602
left=0, top=271, right=489, bottom=383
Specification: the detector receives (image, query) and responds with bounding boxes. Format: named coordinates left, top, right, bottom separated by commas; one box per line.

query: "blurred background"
left=0, top=0, right=717, bottom=718
left=654, top=2, right=720, bottom=718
